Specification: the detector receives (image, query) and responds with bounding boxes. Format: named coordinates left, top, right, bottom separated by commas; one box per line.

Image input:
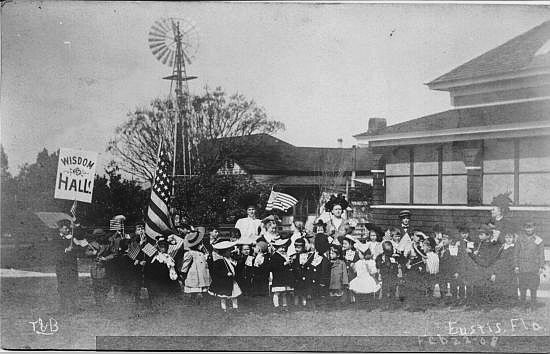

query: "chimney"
left=337, top=138, right=343, bottom=148
left=367, top=118, right=387, bottom=134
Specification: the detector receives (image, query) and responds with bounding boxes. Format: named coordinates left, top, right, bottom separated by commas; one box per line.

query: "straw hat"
left=183, top=230, right=204, bottom=250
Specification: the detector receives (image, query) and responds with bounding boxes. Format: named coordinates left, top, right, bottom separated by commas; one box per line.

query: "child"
left=143, top=235, right=181, bottom=311
left=291, top=238, right=313, bottom=307
left=376, top=241, right=402, bottom=310
left=86, top=228, right=114, bottom=307
left=308, top=235, right=331, bottom=306
left=438, top=233, right=462, bottom=305
left=422, top=237, right=440, bottom=304
left=491, top=233, right=518, bottom=307
left=366, top=228, right=383, bottom=260
left=180, top=230, right=211, bottom=305
left=514, top=220, right=545, bottom=310
left=235, top=239, right=255, bottom=296
left=402, top=231, right=429, bottom=312
left=208, top=241, right=242, bottom=312
left=329, top=245, right=349, bottom=305
left=250, top=240, right=271, bottom=297
left=349, top=243, right=381, bottom=302
left=287, top=220, right=306, bottom=257
left=269, top=238, right=294, bottom=311
left=471, top=224, right=500, bottom=307
left=342, top=235, right=360, bottom=302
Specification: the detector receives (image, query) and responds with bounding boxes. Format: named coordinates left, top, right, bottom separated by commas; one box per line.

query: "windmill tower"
left=148, top=18, right=199, bottom=188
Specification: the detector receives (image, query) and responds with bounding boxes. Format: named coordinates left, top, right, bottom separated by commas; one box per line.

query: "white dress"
left=349, top=259, right=380, bottom=294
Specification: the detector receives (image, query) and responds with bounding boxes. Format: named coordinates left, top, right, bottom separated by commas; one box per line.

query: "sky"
left=2, top=1, right=549, bottom=174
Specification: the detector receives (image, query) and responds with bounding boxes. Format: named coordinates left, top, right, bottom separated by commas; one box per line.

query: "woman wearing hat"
left=323, top=195, right=351, bottom=240
left=208, top=241, right=242, bottom=312
left=269, top=238, right=294, bottom=311
left=180, top=230, right=211, bottom=305
left=143, top=235, right=181, bottom=311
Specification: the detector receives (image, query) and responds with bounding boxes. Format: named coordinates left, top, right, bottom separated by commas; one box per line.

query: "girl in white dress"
left=349, top=243, right=381, bottom=296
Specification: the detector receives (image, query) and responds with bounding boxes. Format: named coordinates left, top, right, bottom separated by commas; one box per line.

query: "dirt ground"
left=1, top=276, right=549, bottom=352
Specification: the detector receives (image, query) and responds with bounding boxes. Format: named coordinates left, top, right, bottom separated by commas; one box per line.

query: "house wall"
left=374, top=136, right=550, bottom=207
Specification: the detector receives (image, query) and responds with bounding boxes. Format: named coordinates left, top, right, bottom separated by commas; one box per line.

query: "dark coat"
left=472, top=241, right=500, bottom=268
left=493, top=245, right=516, bottom=284
left=291, top=252, right=314, bottom=296
left=235, top=255, right=254, bottom=295
left=376, top=252, right=402, bottom=284
left=343, top=249, right=360, bottom=281
left=307, top=253, right=331, bottom=297
left=438, top=244, right=462, bottom=278
left=514, top=234, right=545, bottom=274
left=55, top=240, right=80, bottom=296
left=143, top=257, right=180, bottom=295
left=209, top=258, right=236, bottom=297
left=250, top=253, right=271, bottom=296
left=270, top=252, right=294, bottom=288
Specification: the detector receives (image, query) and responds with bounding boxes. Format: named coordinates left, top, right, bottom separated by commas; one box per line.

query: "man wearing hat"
left=396, top=210, right=413, bottom=256
left=234, top=204, right=262, bottom=240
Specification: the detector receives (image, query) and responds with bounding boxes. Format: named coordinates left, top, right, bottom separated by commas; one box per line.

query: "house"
left=353, top=21, right=550, bottom=241
left=213, top=134, right=380, bottom=219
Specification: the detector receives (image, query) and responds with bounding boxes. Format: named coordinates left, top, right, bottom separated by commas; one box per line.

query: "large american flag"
left=265, top=191, right=298, bottom=211
left=145, top=146, right=174, bottom=240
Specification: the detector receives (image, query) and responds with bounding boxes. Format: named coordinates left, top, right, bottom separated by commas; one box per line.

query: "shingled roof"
left=428, top=20, right=550, bottom=87
left=212, top=134, right=380, bottom=174
left=354, top=99, right=550, bottom=138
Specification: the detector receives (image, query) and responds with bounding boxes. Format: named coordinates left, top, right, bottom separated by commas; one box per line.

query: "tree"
left=1, top=148, right=148, bottom=231
left=313, top=149, right=347, bottom=216
left=1, top=145, right=10, bottom=179
left=172, top=174, right=271, bottom=226
left=107, top=87, right=285, bottom=182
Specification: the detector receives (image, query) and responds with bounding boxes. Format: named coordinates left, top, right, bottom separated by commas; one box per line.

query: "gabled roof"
left=428, top=21, right=550, bottom=88
left=212, top=134, right=380, bottom=174
left=35, top=212, right=74, bottom=229
left=354, top=99, right=550, bottom=138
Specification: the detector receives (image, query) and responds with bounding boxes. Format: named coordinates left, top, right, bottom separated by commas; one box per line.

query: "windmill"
left=148, top=17, right=199, bottom=189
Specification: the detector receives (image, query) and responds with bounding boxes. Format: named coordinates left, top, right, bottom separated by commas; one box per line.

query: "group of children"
left=60, top=206, right=546, bottom=316
left=172, top=210, right=546, bottom=313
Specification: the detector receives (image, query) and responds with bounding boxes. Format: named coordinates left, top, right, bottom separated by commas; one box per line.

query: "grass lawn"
left=1, top=276, right=549, bottom=352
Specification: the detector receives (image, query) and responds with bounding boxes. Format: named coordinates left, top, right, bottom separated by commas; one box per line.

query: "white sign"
left=54, top=148, right=98, bottom=203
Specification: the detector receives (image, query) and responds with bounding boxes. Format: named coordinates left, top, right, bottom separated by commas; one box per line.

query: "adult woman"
left=323, top=194, right=351, bottom=240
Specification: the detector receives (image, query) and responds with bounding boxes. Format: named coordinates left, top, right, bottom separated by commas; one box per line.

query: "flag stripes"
left=109, top=219, right=123, bottom=231
left=266, top=191, right=298, bottom=211
left=144, top=146, right=173, bottom=240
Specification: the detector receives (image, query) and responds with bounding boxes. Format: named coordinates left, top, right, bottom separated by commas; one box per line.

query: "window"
left=518, top=137, right=550, bottom=205
left=385, top=147, right=410, bottom=203
left=384, top=143, right=467, bottom=205
left=483, top=137, right=550, bottom=206
left=442, top=143, right=467, bottom=204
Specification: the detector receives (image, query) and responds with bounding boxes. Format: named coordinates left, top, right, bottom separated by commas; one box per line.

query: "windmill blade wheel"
left=148, top=17, right=199, bottom=67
